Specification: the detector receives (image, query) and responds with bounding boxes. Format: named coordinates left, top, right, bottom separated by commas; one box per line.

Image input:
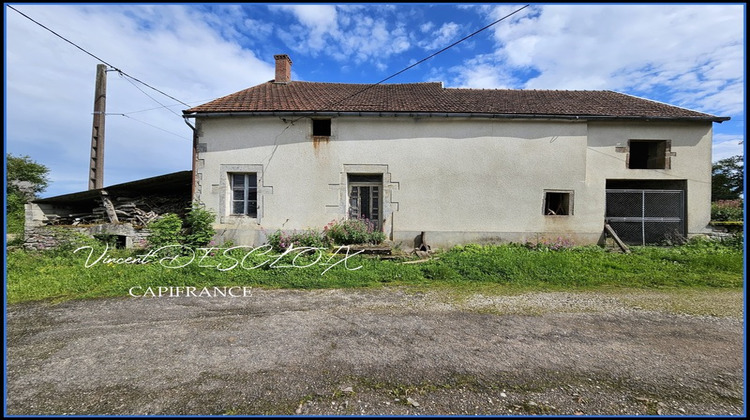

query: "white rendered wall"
left=194, top=116, right=714, bottom=248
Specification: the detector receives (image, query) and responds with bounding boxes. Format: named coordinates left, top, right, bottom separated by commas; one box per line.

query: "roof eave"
left=182, top=111, right=728, bottom=123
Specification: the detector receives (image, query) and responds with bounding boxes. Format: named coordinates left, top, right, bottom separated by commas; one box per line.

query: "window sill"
left=221, top=215, right=259, bottom=224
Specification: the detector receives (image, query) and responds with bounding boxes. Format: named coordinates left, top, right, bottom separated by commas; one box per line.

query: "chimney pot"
left=274, top=54, right=292, bottom=83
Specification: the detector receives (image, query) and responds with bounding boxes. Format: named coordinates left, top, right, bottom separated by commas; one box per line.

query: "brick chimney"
left=274, top=54, right=292, bottom=83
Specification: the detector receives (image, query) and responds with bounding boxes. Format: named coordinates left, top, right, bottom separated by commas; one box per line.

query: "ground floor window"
left=544, top=191, right=573, bottom=215
left=231, top=173, right=257, bottom=217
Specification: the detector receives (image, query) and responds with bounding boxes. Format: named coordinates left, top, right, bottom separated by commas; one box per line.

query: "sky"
left=4, top=3, right=746, bottom=198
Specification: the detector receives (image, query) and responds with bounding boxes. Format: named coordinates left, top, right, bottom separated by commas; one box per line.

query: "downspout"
left=183, top=117, right=197, bottom=201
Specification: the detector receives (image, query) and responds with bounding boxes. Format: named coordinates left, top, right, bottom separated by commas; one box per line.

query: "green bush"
left=711, top=199, right=743, bottom=221
left=147, top=213, right=183, bottom=249
left=184, top=205, right=216, bottom=248
left=323, top=218, right=386, bottom=245
left=146, top=205, right=216, bottom=250
left=6, top=192, right=26, bottom=235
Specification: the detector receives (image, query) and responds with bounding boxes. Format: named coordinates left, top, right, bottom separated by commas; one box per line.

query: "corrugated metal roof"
left=34, top=171, right=192, bottom=205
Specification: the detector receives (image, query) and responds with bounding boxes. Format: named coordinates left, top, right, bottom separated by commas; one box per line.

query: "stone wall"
left=24, top=224, right=151, bottom=251
left=23, top=225, right=92, bottom=251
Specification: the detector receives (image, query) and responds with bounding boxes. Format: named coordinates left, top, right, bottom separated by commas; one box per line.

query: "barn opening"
left=605, top=179, right=687, bottom=245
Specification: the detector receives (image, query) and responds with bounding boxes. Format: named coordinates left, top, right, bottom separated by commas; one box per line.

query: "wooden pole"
left=88, top=64, right=107, bottom=190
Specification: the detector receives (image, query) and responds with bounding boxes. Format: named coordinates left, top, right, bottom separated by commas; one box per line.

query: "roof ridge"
left=287, top=80, right=444, bottom=87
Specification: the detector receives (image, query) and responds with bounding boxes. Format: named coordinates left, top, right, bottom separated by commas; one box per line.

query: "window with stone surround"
left=544, top=191, right=573, bottom=216
left=230, top=173, right=257, bottom=217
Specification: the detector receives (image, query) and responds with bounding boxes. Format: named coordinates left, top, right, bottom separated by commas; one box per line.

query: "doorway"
left=347, top=174, right=383, bottom=231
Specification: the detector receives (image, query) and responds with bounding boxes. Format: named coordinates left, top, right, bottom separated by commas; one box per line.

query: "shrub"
left=146, top=205, right=216, bottom=250
left=711, top=199, right=743, bottom=221
left=324, top=218, right=386, bottom=245
left=147, top=213, right=183, bottom=249
left=184, top=205, right=216, bottom=248
left=267, top=229, right=330, bottom=252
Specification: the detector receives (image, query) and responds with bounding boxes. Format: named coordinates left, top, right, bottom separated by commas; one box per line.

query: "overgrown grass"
left=6, top=239, right=744, bottom=304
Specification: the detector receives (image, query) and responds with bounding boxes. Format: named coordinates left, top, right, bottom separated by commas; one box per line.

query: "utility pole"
left=88, top=64, right=107, bottom=190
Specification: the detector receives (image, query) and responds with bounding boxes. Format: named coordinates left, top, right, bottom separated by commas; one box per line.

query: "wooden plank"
left=604, top=223, right=630, bottom=253
left=100, top=190, right=119, bottom=223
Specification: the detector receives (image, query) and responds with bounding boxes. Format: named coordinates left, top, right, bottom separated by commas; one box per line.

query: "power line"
left=105, top=113, right=191, bottom=140
left=120, top=98, right=217, bottom=115
left=7, top=4, right=191, bottom=108
left=120, top=73, right=183, bottom=118
left=325, top=4, right=530, bottom=110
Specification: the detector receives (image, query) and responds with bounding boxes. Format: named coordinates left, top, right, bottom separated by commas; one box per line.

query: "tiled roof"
left=184, top=81, right=727, bottom=122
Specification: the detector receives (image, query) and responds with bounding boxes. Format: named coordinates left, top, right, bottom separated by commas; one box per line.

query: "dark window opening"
left=312, top=119, right=331, bottom=137
left=628, top=140, right=668, bottom=169
left=93, top=234, right=127, bottom=249
left=544, top=192, right=572, bottom=216
left=231, top=173, right=258, bottom=217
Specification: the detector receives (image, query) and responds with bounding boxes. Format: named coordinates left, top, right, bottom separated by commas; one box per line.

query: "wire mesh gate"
left=605, top=189, right=685, bottom=246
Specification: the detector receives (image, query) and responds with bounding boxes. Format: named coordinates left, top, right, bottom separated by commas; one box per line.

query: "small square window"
left=544, top=191, right=572, bottom=216
left=628, top=140, right=669, bottom=169
left=312, top=119, right=331, bottom=137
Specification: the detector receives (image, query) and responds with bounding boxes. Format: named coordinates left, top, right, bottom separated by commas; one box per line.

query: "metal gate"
left=605, top=189, right=685, bottom=245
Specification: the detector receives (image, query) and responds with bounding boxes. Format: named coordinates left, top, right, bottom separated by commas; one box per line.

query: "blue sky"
left=4, top=3, right=745, bottom=198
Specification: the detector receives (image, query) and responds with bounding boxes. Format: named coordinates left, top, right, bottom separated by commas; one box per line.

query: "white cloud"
left=712, top=134, right=745, bottom=162
left=418, top=22, right=460, bottom=50
left=446, top=56, right=516, bottom=89
left=273, top=5, right=412, bottom=68
left=276, top=5, right=338, bottom=51
left=6, top=4, right=274, bottom=197
left=478, top=4, right=744, bottom=117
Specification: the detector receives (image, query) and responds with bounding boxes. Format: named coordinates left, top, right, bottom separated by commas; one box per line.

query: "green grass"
left=5, top=240, right=744, bottom=304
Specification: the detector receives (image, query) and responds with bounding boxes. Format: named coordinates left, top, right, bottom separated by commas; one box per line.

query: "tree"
left=711, top=155, right=744, bottom=201
left=6, top=154, right=51, bottom=234
left=7, top=154, right=50, bottom=198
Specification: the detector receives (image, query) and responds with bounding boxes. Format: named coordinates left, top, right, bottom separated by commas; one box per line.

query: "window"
left=628, top=140, right=669, bottom=169
left=231, top=173, right=257, bottom=217
left=312, top=119, right=331, bottom=137
left=544, top=191, right=573, bottom=216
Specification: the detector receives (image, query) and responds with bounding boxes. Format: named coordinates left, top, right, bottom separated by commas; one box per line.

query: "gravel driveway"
left=5, top=287, right=745, bottom=415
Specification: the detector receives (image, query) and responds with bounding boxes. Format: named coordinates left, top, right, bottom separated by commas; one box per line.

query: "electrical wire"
left=104, top=113, right=191, bottom=140
left=322, top=4, right=530, bottom=111
left=120, top=73, right=183, bottom=118
left=8, top=4, right=191, bottom=108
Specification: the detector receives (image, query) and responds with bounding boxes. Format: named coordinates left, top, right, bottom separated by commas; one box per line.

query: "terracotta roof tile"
left=184, top=81, right=727, bottom=122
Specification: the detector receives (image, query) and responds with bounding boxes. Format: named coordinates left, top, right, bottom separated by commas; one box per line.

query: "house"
left=182, top=54, right=729, bottom=248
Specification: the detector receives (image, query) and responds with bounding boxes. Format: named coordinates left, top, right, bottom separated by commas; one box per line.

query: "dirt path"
left=5, top=288, right=744, bottom=415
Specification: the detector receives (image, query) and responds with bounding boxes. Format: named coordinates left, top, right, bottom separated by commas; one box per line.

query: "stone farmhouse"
left=185, top=54, right=727, bottom=248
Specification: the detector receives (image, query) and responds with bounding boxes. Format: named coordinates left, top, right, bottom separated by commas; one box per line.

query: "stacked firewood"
left=45, top=194, right=189, bottom=227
